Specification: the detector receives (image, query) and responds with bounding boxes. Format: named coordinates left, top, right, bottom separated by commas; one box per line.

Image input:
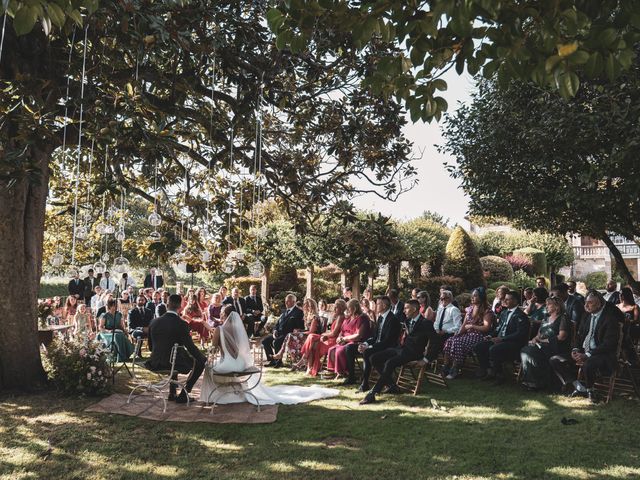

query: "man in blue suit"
left=262, top=294, right=304, bottom=368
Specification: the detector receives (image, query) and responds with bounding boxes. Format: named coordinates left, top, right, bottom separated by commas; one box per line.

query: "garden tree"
left=397, top=217, right=449, bottom=283
left=269, top=0, right=640, bottom=121
left=0, top=1, right=414, bottom=390
left=443, top=226, right=484, bottom=290
left=442, top=60, right=640, bottom=286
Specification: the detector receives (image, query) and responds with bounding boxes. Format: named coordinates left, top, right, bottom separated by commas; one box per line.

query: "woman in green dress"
left=99, top=299, right=134, bottom=361
left=525, top=287, right=549, bottom=338
left=520, top=296, right=571, bottom=390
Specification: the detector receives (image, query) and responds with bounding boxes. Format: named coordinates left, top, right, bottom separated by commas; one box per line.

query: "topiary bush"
left=224, top=276, right=262, bottom=296
left=585, top=271, right=607, bottom=290
left=480, top=256, right=514, bottom=282
left=443, top=226, right=485, bottom=290
left=504, top=254, right=535, bottom=276
left=455, top=292, right=472, bottom=310
left=416, top=276, right=465, bottom=307
left=270, top=263, right=299, bottom=297
left=512, top=247, right=547, bottom=275
left=513, top=270, right=537, bottom=289
left=488, top=280, right=519, bottom=291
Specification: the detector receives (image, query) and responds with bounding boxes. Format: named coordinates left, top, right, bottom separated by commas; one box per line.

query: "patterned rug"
left=85, top=392, right=278, bottom=424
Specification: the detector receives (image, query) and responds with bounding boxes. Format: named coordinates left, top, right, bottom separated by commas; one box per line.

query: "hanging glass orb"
left=65, top=264, right=80, bottom=278
left=200, top=250, right=212, bottom=263
left=50, top=253, right=64, bottom=267
left=148, top=230, right=162, bottom=242
left=93, top=260, right=107, bottom=274
left=75, top=225, right=89, bottom=240
left=112, top=256, right=130, bottom=274
left=102, top=252, right=110, bottom=262
left=81, top=212, right=92, bottom=224
left=95, top=222, right=108, bottom=235
left=235, top=249, right=245, bottom=261
left=222, top=260, right=235, bottom=274
left=148, top=211, right=162, bottom=227
left=107, top=205, right=118, bottom=217
left=114, top=230, right=126, bottom=242
left=248, top=260, right=265, bottom=277
left=104, top=224, right=115, bottom=235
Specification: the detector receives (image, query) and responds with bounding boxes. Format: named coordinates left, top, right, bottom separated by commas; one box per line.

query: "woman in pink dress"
left=298, top=299, right=347, bottom=376
left=327, top=299, right=372, bottom=377
left=181, top=293, right=209, bottom=346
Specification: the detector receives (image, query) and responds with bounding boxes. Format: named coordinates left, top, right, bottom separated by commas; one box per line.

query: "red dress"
left=327, top=314, right=371, bottom=375
left=182, top=308, right=210, bottom=340
left=301, top=316, right=343, bottom=376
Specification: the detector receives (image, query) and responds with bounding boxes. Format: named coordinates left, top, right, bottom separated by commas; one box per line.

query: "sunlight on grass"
left=266, top=461, right=297, bottom=473
left=197, top=439, right=244, bottom=451
left=297, top=460, right=342, bottom=471
left=123, top=463, right=185, bottom=476
left=0, top=446, right=39, bottom=466
left=548, top=464, right=640, bottom=479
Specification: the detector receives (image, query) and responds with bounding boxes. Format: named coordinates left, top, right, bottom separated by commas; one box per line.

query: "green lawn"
left=1, top=369, right=639, bottom=480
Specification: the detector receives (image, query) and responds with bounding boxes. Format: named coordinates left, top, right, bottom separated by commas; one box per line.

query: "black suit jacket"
left=128, top=306, right=154, bottom=331
left=566, top=294, right=585, bottom=326
left=146, top=312, right=205, bottom=372
left=143, top=274, right=164, bottom=289
left=401, top=315, right=434, bottom=359
left=274, top=306, right=305, bottom=338
left=68, top=278, right=85, bottom=299
left=222, top=296, right=247, bottom=316
left=366, top=311, right=401, bottom=353
left=574, top=303, right=621, bottom=359
left=155, top=303, right=167, bottom=318
left=83, top=276, right=99, bottom=298
left=493, top=307, right=530, bottom=346
left=244, top=295, right=264, bottom=316
left=391, top=300, right=406, bottom=324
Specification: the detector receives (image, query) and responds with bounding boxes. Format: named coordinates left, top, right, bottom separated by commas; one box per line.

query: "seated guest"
left=363, top=287, right=374, bottom=302
left=207, top=293, right=224, bottom=329
left=411, top=287, right=420, bottom=300
left=522, top=288, right=534, bottom=310
left=566, top=281, right=585, bottom=303
left=536, top=277, right=547, bottom=288
left=118, top=290, right=132, bottom=315
left=318, top=299, right=332, bottom=327
left=360, top=297, right=377, bottom=326
left=520, top=296, right=571, bottom=390
left=222, top=287, right=249, bottom=334
left=342, top=286, right=353, bottom=302
left=73, top=304, right=92, bottom=340
left=474, top=290, right=530, bottom=385
left=146, top=290, right=162, bottom=312
left=263, top=294, right=304, bottom=367
left=119, top=272, right=135, bottom=292
left=549, top=291, right=621, bottom=403
left=416, top=291, right=436, bottom=320
left=63, top=295, right=79, bottom=323
left=525, top=287, right=549, bottom=338
left=244, top=284, right=265, bottom=337
left=95, top=291, right=111, bottom=320
left=218, top=285, right=228, bottom=300
left=327, top=299, right=371, bottom=377
left=181, top=293, right=209, bottom=347
left=272, top=298, right=322, bottom=365
left=98, top=299, right=134, bottom=362
left=604, top=280, right=621, bottom=304
left=388, top=289, right=406, bottom=323
left=128, top=295, right=154, bottom=356
left=359, top=299, right=432, bottom=404
left=550, top=283, right=584, bottom=328
left=441, top=288, right=495, bottom=380
left=145, top=294, right=206, bottom=403
left=440, top=284, right=460, bottom=309
left=100, top=271, right=117, bottom=292
left=492, top=286, right=509, bottom=315
left=617, top=287, right=639, bottom=365
left=354, top=296, right=401, bottom=391
left=52, top=296, right=63, bottom=320
left=298, top=300, right=346, bottom=375
left=196, top=287, right=208, bottom=312
left=90, top=286, right=103, bottom=315
left=425, top=290, right=462, bottom=363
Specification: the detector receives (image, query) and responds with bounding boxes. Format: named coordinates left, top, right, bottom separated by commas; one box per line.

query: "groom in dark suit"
left=360, top=299, right=433, bottom=404
left=343, top=296, right=400, bottom=387
left=262, top=294, right=304, bottom=367
left=146, top=294, right=206, bottom=403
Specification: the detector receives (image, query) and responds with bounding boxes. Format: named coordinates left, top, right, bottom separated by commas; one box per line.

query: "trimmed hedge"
left=488, top=281, right=519, bottom=291
left=455, top=293, right=472, bottom=310
left=224, top=277, right=262, bottom=296
left=504, top=254, right=535, bottom=276
left=39, top=282, right=69, bottom=299
left=416, top=276, right=465, bottom=308
left=585, top=271, right=607, bottom=290
left=443, top=226, right=485, bottom=289
left=512, top=247, right=547, bottom=275
left=480, top=256, right=514, bottom=282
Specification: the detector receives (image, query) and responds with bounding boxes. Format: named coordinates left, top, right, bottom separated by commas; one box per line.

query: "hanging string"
left=227, top=124, right=234, bottom=252
left=0, top=10, right=7, bottom=65
left=100, top=145, right=109, bottom=258
left=206, top=55, right=217, bottom=234
left=120, top=189, right=125, bottom=254
left=70, top=26, right=89, bottom=266
left=153, top=156, right=159, bottom=212
left=84, top=138, right=95, bottom=225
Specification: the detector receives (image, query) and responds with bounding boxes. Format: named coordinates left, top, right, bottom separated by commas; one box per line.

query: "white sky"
left=353, top=70, right=475, bottom=226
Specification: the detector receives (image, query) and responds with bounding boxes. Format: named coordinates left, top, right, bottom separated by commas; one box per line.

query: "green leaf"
left=47, top=2, right=66, bottom=28
left=598, top=28, right=618, bottom=48
left=557, top=71, right=579, bottom=98
left=67, top=9, right=83, bottom=27
left=410, top=46, right=425, bottom=66
left=434, top=96, right=448, bottom=113
left=604, top=53, right=620, bottom=82
left=432, top=79, right=447, bottom=91
left=13, top=6, right=39, bottom=36
left=568, top=50, right=589, bottom=65
left=545, top=55, right=562, bottom=73
left=290, top=35, right=306, bottom=54
left=584, top=52, right=603, bottom=77
left=266, top=8, right=284, bottom=31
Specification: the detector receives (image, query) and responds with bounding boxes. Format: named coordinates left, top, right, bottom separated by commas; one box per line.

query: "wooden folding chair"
left=396, top=343, right=448, bottom=395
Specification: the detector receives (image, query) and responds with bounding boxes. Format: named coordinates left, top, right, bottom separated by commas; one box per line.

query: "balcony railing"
left=573, top=243, right=640, bottom=258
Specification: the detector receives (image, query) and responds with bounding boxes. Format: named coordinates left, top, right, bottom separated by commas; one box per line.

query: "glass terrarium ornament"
left=114, top=230, right=125, bottom=242
left=103, top=224, right=115, bottom=235
left=148, top=230, right=162, bottom=242
left=112, top=256, right=130, bottom=274
left=95, top=222, right=108, bottom=235
left=222, top=260, right=234, bottom=274
left=148, top=211, right=162, bottom=227
left=75, top=225, right=89, bottom=240
left=93, top=260, right=107, bottom=274
left=248, top=260, right=264, bottom=277
left=50, top=253, right=64, bottom=267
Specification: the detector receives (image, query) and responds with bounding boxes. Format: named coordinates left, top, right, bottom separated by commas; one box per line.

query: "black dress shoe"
left=168, top=392, right=178, bottom=402
left=265, top=360, right=277, bottom=367
left=356, top=384, right=369, bottom=393
left=175, top=391, right=195, bottom=404
left=382, top=384, right=401, bottom=394
left=359, top=393, right=376, bottom=405
left=272, top=360, right=283, bottom=368
left=342, top=377, right=356, bottom=386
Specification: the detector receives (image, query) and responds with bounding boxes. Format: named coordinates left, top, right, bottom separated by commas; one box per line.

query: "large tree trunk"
left=601, top=233, right=639, bottom=288
left=0, top=148, right=49, bottom=390
left=410, top=261, right=421, bottom=285
left=261, top=265, right=271, bottom=305
left=305, top=265, right=314, bottom=299
left=350, top=270, right=360, bottom=300
left=387, top=261, right=400, bottom=290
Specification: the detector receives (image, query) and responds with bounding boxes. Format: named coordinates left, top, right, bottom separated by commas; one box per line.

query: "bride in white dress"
left=199, top=312, right=339, bottom=405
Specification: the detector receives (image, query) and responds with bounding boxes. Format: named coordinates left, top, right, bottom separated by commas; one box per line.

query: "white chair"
left=205, top=344, right=264, bottom=413
left=127, top=339, right=194, bottom=413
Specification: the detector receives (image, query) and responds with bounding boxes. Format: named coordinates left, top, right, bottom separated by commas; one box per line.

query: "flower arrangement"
left=43, top=337, right=112, bottom=396
left=37, top=298, right=54, bottom=329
